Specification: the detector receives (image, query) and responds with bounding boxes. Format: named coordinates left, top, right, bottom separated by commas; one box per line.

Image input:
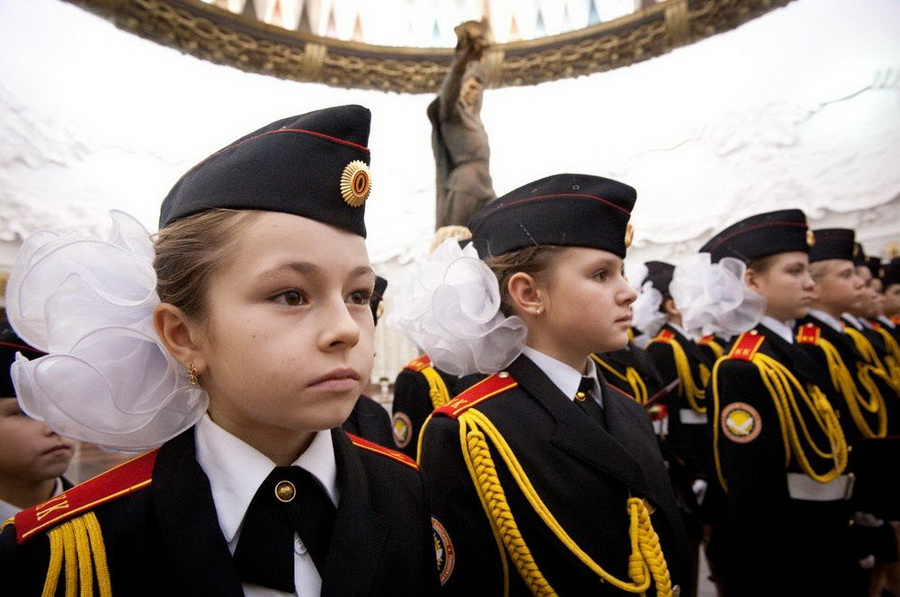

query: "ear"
left=744, top=267, right=761, bottom=292
left=506, top=272, right=543, bottom=316
left=153, top=303, right=205, bottom=372
left=663, top=297, right=680, bottom=318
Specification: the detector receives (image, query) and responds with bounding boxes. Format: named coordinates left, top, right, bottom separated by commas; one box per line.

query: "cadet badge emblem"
left=721, top=402, right=761, bottom=443
left=432, top=516, right=455, bottom=585
left=340, top=160, right=371, bottom=207
left=392, top=412, right=412, bottom=449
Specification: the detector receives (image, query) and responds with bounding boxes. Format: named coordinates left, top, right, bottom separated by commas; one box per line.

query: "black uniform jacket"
left=0, top=427, right=440, bottom=596
left=709, top=327, right=860, bottom=597
left=343, top=394, right=394, bottom=448
left=391, top=354, right=484, bottom=459
left=592, top=346, right=666, bottom=405
left=419, top=354, right=692, bottom=596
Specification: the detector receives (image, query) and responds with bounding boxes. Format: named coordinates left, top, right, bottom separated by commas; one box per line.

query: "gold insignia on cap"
left=624, top=222, right=634, bottom=249
left=341, top=160, right=371, bottom=207
left=806, top=230, right=815, bottom=247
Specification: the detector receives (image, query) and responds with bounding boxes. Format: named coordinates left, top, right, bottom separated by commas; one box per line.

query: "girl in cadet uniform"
left=701, top=210, right=863, bottom=597
left=391, top=173, right=692, bottom=596
left=389, top=226, right=484, bottom=459
left=0, top=105, right=439, bottom=596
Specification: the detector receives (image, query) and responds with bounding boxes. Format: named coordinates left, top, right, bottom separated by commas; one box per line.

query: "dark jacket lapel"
left=320, top=428, right=388, bottom=596
left=506, top=356, right=656, bottom=501
left=152, top=429, right=244, bottom=596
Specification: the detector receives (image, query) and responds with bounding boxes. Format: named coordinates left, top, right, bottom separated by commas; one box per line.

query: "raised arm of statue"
left=428, top=20, right=497, bottom=230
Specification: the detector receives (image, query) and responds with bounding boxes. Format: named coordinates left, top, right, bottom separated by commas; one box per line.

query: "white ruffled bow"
left=6, top=211, right=208, bottom=451
left=387, top=239, right=527, bottom=377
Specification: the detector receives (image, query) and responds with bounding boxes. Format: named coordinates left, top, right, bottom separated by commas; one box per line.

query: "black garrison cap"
left=700, top=209, right=811, bottom=264
left=808, top=228, right=856, bottom=263
left=644, top=261, right=676, bottom=296
left=468, top=173, right=636, bottom=259
left=852, top=242, right=867, bottom=267
left=883, top=259, right=900, bottom=288
left=866, top=256, right=883, bottom=281
left=370, top=275, right=388, bottom=326
left=159, top=105, right=372, bottom=237
left=0, top=328, right=45, bottom=398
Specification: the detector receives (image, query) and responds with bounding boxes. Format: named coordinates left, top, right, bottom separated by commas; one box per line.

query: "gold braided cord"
left=873, top=326, right=900, bottom=390
left=590, top=355, right=648, bottom=404
left=42, top=528, right=64, bottom=597
left=422, top=366, right=452, bottom=410
left=753, top=354, right=847, bottom=481
left=704, top=339, right=725, bottom=360
left=459, top=408, right=673, bottom=596
left=39, top=514, right=112, bottom=597
left=649, top=339, right=706, bottom=412
left=814, top=337, right=887, bottom=438
left=711, top=352, right=849, bottom=494
left=844, top=327, right=898, bottom=390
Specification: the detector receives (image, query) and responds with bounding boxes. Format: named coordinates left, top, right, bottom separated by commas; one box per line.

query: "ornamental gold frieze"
left=64, top=0, right=795, bottom=94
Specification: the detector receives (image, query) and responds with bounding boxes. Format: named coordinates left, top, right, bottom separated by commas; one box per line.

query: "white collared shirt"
left=0, top=477, right=65, bottom=523
left=808, top=308, right=844, bottom=333
left=194, top=413, right=339, bottom=597
left=760, top=316, right=795, bottom=345
left=877, top=316, right=896, bottom=330
left=841, top=313, right=865, bottom=331
left=521, top=346, right=603, bottom=408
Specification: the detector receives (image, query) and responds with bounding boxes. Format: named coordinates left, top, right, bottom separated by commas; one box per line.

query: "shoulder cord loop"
left=458, top=408, right=673, bottom=597
left=647, top=338, right=707, bottom=413
left=422, top=366, right=452, bottom=410
left=42, top=512, right=112, bottom=597
left=590, top=355, right=648, bottom=404
left=711, top=353, right=849, bottom=494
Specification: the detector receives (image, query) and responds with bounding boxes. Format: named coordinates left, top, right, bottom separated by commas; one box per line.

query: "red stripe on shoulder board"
left=434, top=374, right=518, bottom=419
left=347, top=434, right=418, bottom=470
left=727, top=332, right=765, bottom=362
left=654, top=329, right=675, bottom=342
left=403, top=354, right=433, bottom=372
left=15, top=449, right=159, bottom=543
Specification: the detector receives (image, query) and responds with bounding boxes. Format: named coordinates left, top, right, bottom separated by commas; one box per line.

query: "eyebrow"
left=256, top=262, right=375, bottom=283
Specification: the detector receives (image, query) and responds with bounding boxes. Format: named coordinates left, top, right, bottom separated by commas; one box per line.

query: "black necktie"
left=575, top=376, right=607, bottom=429
left=233, top=466, right=337, bottom=592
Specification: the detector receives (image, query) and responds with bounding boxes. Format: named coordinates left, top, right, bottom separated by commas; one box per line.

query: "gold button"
left=498, top=371, right=510, bottom=378
left=575, top=392, right=587, bottom=401
left=275, top=480, right=296, bottom=502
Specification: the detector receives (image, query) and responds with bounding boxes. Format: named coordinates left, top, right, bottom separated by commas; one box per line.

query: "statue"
left=427, top=19, right=497, bottom=230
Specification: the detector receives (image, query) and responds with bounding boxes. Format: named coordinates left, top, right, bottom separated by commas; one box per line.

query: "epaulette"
left=796, top=322, right=821, bottom=345
left=347, top=433, right=418, bottom=471
left=403, top=354, right=433, bottom=373
left=698, top=334, right=716, bottom=346
left=433, top=373, right=518, bottom=419
left=651, top=329, right=676, bottom=343
left=727, top=331, right=765, bottom=362
left=892, top=316, right=900, bottom=326
left=13, top=449, right=158, bottom=544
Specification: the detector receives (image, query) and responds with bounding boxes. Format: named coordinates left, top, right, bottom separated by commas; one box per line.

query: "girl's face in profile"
left=528, top=247, right=637, bottom=371
left=747, top=251, right=815, bottom=323
left=193, top=211, right=376, bottom=460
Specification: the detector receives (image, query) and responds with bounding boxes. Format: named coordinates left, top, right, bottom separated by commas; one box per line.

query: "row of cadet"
left=0, top=103, right=896, bottom=597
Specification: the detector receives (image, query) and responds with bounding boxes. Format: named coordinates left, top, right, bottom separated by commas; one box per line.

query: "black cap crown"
left=883, top=259, right=900, bottom=288
left=808, top=228, right=856, bottom=263
left=644, top=261, right=675, bottom=296
left=468, top=173, right=636, bottom=259
left=700, top=209, right=810, bottom=264
left=0, top=328, right=45, bottom=398
left=159, top=105, right=372, bottom=237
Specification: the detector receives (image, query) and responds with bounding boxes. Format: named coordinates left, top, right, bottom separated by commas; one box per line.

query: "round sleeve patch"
left=721, top=402, right=761, bottom=443
left=392, top=412, right=413, bottom=449
left=432, top=516, right=455, bottom=585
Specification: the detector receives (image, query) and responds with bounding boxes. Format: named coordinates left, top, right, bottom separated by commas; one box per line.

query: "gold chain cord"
left=41, top=512, right=112, bottom=597
left=869, top=327, right=900, bottom=391
left=712, top=353, right=848, bottom=494
left=648, top=339, right=706, bottom=413
left=422, top=366, right=452, bottom=410
left=459, top=409, right=672, bottom=597
left=591, top=355, right=649, bottom=404
left=814, top=336, right=887, bottom=439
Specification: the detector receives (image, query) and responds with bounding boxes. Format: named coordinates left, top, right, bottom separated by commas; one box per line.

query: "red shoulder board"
left=698, top=334, right=715, bottom=345
left=403, top=354, right=433, bottom=373
left=796, top=323, right=821, bottom=345
left=433, top=373, right=518, bottom=419
left=727, top=332, right=765, bottom=362
left=14, top=449, right=158, bottom=544
left=347, top=433, right=418, bottom=471
left=652, top=329, right=676, bottom=343
left=869, top=320, right=881, bottom=330
left=892, top=316, right=900, bottom=326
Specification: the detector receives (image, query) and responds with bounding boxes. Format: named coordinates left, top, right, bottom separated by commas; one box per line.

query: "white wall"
left=2, top=0, right=899, bottom=381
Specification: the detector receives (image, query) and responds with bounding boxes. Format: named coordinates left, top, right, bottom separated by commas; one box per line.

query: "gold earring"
left=188, top=362, right=199, bottom=385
